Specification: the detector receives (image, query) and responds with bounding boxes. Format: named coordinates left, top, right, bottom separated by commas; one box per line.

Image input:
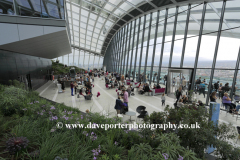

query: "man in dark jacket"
left=214, top=81, right=219, bottom=90
left=115, top=96, right=124, bottom=115
left=144, top=83, right=150, bottom=92
left=176, top=87, right=182, bottom=103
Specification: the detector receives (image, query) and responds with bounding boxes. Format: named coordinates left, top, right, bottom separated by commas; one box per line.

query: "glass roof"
left=66, top=0, right=238, bottom=56
left=66, top=0, right=149, bottom=55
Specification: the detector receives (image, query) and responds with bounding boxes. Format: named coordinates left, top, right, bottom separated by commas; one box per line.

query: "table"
left=125, top=111, right=136, bottom=121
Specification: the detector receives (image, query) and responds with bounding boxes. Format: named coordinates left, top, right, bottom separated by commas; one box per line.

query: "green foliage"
left=0, top=84, right=5, bottom=92
left=52, top=61, right=85, bottom=75
left=101, top=140, right=125, bottom=159
left=8, top=79, right=12, bottom=85
left=0, top=84, right=239, bottom=159
left=0, top=86, right=27, bottom=116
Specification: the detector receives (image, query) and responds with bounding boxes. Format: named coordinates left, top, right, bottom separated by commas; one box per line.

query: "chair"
left=136, top=106, right=147, bottom=122
left=137, top=111, right=148, bottom=122
left=222, top=103, right=230, bottom=116
left=136, top=106, right=146, bottom=114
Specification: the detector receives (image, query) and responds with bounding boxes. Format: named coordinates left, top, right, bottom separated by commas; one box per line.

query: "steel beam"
left=206, top=1, right=226, bottom=105
left=190, top=2, right=207, bottom=91
left=133, top=17, right=141, bottom=81
left=180, top=4, right=191, bottom=68
left=138, top=15, right=147, bottom=82
left=129, top=19, right=137, bottom=80
left=125, top=21, right=133, bottom=78
left=168, top=7, right=179, bottom=68
left=149, top=10, right=160, bottom=85
left=157, top=9, right=168, bottom=84
left=144, top=13, right=153, bottom=83
left=122, top=24, right=129, bottom=75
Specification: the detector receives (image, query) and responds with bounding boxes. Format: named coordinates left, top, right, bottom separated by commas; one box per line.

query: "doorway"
left=26, top=74, right=32, bottom=90
left=167, top=68, right=193, bottom=99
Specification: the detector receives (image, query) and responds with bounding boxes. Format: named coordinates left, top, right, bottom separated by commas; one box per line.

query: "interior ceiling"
left=0, top=30, right=71, bottom=59
left=66, top=0, right=233, bottom=56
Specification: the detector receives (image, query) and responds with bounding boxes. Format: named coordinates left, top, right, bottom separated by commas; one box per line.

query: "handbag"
left=77, top=94, right=80, bottom=98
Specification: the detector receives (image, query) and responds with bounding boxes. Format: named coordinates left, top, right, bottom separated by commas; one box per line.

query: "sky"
left=135, top=34, right=240, bottom=66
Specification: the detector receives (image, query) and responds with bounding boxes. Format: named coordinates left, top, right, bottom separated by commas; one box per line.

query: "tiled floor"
left=36, top=77, right=240, bottom=148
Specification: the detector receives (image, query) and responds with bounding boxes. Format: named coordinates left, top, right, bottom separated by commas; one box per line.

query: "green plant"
left=144, top=111, right=166, bottom=125
left=8, top=80, right=12, bottom=85
left=100, top=154, right=110, bottom=160
left=5, top=136, right=29, bottom=155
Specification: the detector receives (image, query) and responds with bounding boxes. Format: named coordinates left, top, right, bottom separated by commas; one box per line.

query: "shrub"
left=1, top=105, right=16, bottom=116
left=8, top=80, right=12, bottom=85
left=5, top=136, right=29, bottom=155
left=4, top=86, right=27, bottom=100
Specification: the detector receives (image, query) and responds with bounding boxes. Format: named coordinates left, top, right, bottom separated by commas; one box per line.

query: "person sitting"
left=153, top=84, right=156, bottom=89
left=144, top=83, right=150, bottom=93
left=114, top=80, right=118, bottom=86
left=84, top=91, right=92, bottom=100
left=210, top=91, right=217, bottom=102
left=198, top=100, right=204, bottom=106
left=79, top=87, right=83, bottom=96
left=222, top=92, right=236, bottom=113
left=182, top=95, right=188, bottom=103
left=177, top=99, right=184, bottom=108
left=138, top=84, right=144, bottom=94
left=156, top=83, right=161, bottom=89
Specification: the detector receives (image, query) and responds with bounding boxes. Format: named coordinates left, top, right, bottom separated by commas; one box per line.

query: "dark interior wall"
left=0, top=49, right=52, bottom=90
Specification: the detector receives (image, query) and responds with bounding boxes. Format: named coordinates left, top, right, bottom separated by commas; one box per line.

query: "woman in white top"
left=177, top=99, right=184, bottom=108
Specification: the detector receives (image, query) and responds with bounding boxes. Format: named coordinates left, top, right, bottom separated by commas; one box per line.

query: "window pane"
left=198, top=33, right=218, bottom=68
left=183, top=36, right=198, bottom=68
left=215, top=29, right=240, bottom=69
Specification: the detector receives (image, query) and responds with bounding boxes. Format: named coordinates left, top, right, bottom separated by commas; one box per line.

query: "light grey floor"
left=36, top=77, right=240, bottom=149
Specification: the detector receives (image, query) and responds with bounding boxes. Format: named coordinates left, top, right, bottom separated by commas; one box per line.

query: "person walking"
left=176, top=87, right=182, bottom=103
left=70, top=82, right=74, bottom=96
left=161, top=93, right=166, bottom=106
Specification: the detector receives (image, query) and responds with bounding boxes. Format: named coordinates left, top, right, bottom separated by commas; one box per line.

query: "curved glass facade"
left=104, top=0, right=240, bottom=105
left=53, top=47, right=103, bottom=70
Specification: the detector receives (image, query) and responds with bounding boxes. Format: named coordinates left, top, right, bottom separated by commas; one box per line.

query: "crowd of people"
left=58, top=70, right=239, bottom=116
left=58, top=70, right=104, bottom=100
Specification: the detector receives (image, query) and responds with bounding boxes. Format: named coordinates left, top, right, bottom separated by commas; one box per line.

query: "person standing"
left=121, top=88, right=129, bottom=107
left=74, top=81, right=78, bottom=94
left=70, top=82, right=74, bottom=96
left=115, top=96, right=124, bottom=115
left=176, top=87, right=182, bottom=103
left=161, top=93, right=166, bottom=106
left=164, top=75, right=167, bottom=85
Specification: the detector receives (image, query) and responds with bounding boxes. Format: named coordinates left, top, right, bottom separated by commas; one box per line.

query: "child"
left=161, top=93, right=166, bottom=106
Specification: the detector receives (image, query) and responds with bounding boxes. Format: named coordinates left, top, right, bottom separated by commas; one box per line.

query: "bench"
left=144, top=90, right=152, bottom=96
left=152, top=88, right=165, bottom=96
